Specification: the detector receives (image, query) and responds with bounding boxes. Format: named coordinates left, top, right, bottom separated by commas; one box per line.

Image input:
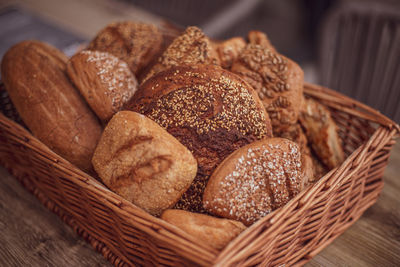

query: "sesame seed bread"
left=213, top=37, right=246, bottom=69
left=67, top=51, right=138, bottom=122
left=203, top=138, right=307, bottom=225
left=231, top=44, right=304, bottom=131
left=299, top=97, right=345, bottom=170
left=125, top=65, right=273, bottom=212
left=87, top=21, right=163, bottom=77
left=161, top=209, right=246, bottom=250
left=142, top=26, right=220, bottom=83
left=92, top=111, right=197, bottom=216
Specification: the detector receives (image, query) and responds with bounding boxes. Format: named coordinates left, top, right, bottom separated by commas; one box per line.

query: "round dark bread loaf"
left=125, top=65, right=273, bottom=212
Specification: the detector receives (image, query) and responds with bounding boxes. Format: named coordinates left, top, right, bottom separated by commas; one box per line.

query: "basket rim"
left=0, top=81, right=399, bottom=266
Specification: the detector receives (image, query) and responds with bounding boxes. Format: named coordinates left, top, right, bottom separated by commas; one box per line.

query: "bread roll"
left=67, top=50, right=138, bottom=122
left=161, top=209, right=246, bottom=250
left=231, top=44, right=304, bottom=130
left=203, top=138, right=305, bottom=225
left=247, top=30, right=276, bottom=52
left=142, top=26, right=220, bottom=82
left=1, top=40, right=102, bottom=171
left=92, top=111, right=197, bottom=216
left=213, top=37, right=246, bottom=69
left=87, top=21, right=163, bottom=76
left=299, top=97, right=344, bottom=169
left=126, top=65, right=272, bottom=212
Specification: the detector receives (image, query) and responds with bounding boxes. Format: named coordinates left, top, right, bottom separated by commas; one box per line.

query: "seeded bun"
left=231, top=44, right=304, bottom=131
left=92, top=111, right=197, bottom=216
left=142, top=26, right=220, bottom=82
left=125, top=65, right=272, bottom=212
left=67, top=50, right=138, bottom=121
left=161, top=209, right=246, bottom=250
left=87, top=21, right=163, bottom=76
left=203, top=138, right=305, bottom=225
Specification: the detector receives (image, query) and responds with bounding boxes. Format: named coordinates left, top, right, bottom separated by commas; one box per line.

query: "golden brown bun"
left=213, top=37, right=246, bottom=69
left=231, top=44, right=304, bottom=129
left=126, top=65, right=272, bottom=212
left=87, top=21, right=162, bottom=76
left=92, top=111, right=197, bottom=216
left=299, top=97, right=345, bottom=169
left=67, top=50, right=138, bottom=122
left=203, top=138, right=304, bottom=225
left=142, top=26, right=220, bottom=82
left=161, top=209, right=246, bottom=250
left=247, top=30, right=276, bottom=52
left=1, top=40, right=102, bottom=171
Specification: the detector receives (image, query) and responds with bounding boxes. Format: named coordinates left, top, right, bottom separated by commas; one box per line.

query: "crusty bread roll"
left=142, top=26, right=220, bottom=82
left=213, top=37, right=246, bottom=69
left=231, top=44, right=304, bottom=131
left=67, top=50, right=138, bottom=122
left=87, top=21, right=163, bottom=76
left=161, top=209, right=246, bottom=250
left=203, top=138, right=306, bottom=225
left=299, top=97, right=345, bottom=170
left=126, top=65, right=272, bottom=212
left=1, top=40, right=102, bottom=171
left=92, top=111, right=197, bottom=216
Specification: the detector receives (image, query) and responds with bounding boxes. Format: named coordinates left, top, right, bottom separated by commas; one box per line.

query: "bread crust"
left=161, top=209, right=246, bottom=250
left=67, top=50, right=138, bottom=122
left=247, top=30, right=276, bottom=52
left=299, top=97, right=345, bottom=169
left=142, top=26, right=220, bottom=82
left=203, top=138, right=304, bottom=225
left=92, top=111, right=197, bottom=216
left=213, top=37, right=246, bottom=69
left=231, top=44, right=304, bottom=129
left=87, top=21, right=163, bottom=76
left=1, top=41, right=102, bottom=171
left=126, top=65, right=272, bottom=212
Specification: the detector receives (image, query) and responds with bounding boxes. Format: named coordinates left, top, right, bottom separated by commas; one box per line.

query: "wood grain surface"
left=0, top=165, right=110, bottom=267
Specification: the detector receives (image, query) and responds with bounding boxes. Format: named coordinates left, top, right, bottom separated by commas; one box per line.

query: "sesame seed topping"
left=206, top=139, right=302, bottom=225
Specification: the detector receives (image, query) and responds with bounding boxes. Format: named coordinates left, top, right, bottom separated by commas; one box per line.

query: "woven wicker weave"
left=0, top=82, right=398, bottom=266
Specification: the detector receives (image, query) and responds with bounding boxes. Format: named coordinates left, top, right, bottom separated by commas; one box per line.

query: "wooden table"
left=0, top=1, right=399, bottom=266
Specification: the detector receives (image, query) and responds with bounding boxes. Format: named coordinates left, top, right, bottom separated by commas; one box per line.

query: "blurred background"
left=0, top=0, right=399, bottom=122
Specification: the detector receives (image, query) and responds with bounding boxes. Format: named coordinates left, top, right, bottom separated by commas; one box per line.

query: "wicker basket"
left=0, top=82, right=398, bottom=266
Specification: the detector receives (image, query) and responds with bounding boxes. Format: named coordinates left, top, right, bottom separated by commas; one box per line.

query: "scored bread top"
left=203, top=138, right=304, bottom=225
left=126, top=65, right=273, bottom=212
left=87, top=21, right=163, bottom=76
left=92, top=111, right=197, bottom=216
